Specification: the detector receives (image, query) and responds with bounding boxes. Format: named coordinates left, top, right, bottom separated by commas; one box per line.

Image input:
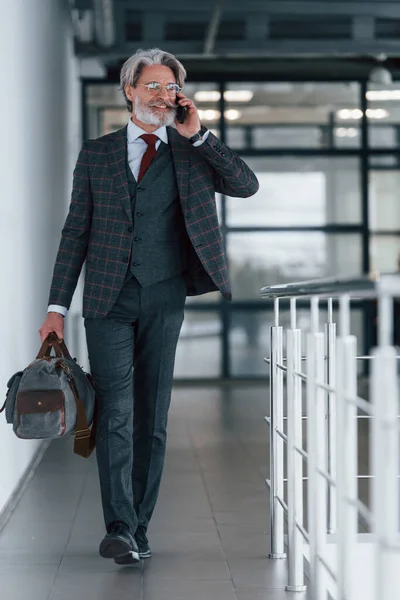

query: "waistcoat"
left=125, top=141, right=188, bottom=287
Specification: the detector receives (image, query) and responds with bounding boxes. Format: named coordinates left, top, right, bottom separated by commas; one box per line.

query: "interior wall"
left=0, top=0, right=81, bottom=516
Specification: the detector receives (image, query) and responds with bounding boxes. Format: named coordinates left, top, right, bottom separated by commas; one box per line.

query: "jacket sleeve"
left=48, top=141, right=93, bottom=309
left=192, top=131, right=259, bottom=198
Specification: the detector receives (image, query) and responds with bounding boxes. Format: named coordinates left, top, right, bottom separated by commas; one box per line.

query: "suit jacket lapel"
left=108, top=125, right=131, bottom=222
left=167, top=127, right=189, bottom=210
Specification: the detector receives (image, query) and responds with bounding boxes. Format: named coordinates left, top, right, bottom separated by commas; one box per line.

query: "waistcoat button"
left=128, top=226, right=133, bottom=232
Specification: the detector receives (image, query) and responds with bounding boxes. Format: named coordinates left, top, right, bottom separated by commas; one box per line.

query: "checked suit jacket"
left=48, top=125, right=259, bottom=319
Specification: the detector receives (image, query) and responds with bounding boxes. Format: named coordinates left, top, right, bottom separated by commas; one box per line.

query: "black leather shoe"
left=114, top=527, right=152, bottom=564
left=99, top=521, right=139, bottom=562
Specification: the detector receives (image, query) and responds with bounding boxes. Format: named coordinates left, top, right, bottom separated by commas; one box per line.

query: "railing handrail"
left=260, top=271, right=400, bottom=299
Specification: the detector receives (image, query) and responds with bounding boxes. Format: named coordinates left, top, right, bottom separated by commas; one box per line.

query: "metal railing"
left=260, top=273, right=400, bottom=600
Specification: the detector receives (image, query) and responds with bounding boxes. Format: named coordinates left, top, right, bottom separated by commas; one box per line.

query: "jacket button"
left=134, top=237, right=141, bottom=242
left=122, top=256, right=129, bottom=263
left=136, top=212, right=143, bottom=216
left=128, top=226, right=133, bottom=232
left=132, top=262, right=140, bottom=267
left=137, top=187, right=145, bottom=191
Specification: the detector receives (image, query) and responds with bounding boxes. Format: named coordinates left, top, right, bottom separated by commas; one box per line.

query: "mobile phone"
left=176, top=103, right=186, bottom=124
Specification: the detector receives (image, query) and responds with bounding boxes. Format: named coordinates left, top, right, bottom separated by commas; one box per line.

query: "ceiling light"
left=224, top=109, right=242, bottom=121
left=224, top=90, right=254, bottom=102
left=337, top=109, right=363, bottom=120
left=197, top=109, right=221, bottom=121
left=337, top=108, right=389, bottom=120
left=366, top=108, right=389, bottom=119
left=194, top=90, right=254, bottom=103
left=336, top=127, right=358, bottom=138
left=366, top=90, right=400, bottom=101
left=194, top=91, right=221, bottom=102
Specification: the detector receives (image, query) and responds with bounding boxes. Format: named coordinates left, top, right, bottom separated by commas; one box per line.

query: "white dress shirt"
left=48, top=120, right=209, bottom=317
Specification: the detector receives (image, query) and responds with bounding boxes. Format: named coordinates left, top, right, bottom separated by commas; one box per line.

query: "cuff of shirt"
left=48, top=305, right=68, bottom=317
left=192, top=130, right=210, bottom=147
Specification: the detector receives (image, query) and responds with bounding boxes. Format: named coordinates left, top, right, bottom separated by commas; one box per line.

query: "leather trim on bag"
left=16, top=390, right=65, bottom=413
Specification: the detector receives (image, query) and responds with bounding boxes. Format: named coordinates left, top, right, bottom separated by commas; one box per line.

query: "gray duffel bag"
left=1, top=333, right=97, bottom=458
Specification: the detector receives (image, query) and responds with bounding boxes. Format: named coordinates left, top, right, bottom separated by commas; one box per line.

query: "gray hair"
left=120, top=48, right=187, bottom=112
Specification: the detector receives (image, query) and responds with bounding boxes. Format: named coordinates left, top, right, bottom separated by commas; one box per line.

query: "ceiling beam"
left=116, top=1, right=400, bottom=18
left=76, top=37, right=400, bottom=61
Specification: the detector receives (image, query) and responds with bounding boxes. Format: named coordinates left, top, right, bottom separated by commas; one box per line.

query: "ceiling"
left=70, top=0, right=400, bottom=69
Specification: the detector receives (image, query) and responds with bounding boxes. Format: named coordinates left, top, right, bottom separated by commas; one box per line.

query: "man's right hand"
left=39, top=312, right=64, bottom=343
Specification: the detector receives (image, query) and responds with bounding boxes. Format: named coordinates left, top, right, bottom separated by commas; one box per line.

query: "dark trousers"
left=84, top=273, right=186, bottom=534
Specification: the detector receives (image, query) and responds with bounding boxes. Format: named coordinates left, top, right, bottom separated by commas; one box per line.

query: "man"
left=39, top=48, right=259, bottom=565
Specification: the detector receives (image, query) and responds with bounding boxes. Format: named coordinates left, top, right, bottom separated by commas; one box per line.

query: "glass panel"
left=367, top=82, right=400, bottom=148
left=369, top=155, right=399, bottom=167
left=370, top=235, right=400, bottom=272
left=369, top=170, right=400, bottom=231
left=86, top=84, right=126, bottom=138
left=230, top=310, right=269, bottom=376
left=226, top=157, right=361, bottom=227
left=227, top=232, right=362, bottom=300
left=102, top=108, right=128, bottom=135
left=226, top=126, right=247, bottom=150
left=182, top=82, right=220, bottom=128
left=230, top=308, right=363, bottom=376
left=224, top=82, right=361, bottom=149
left=185, top=291, right=221, bottom=304
left=174, top=311, right=221, bottom=377
left=252, top=125, right=324, bottom=149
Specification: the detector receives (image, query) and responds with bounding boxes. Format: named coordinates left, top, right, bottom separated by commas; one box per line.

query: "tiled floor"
left=0, top=384, right=309, bottom=600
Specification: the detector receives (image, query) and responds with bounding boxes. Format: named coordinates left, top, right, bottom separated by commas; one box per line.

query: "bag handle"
left=37, top=333, right=72, bottom=360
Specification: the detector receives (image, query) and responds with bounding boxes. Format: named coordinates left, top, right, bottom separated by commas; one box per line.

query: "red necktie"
left=137, top=134, right=158, bottom=182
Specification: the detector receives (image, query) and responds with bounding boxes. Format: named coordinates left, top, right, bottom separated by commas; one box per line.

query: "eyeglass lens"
left=146, top=83, right=180, bottom=94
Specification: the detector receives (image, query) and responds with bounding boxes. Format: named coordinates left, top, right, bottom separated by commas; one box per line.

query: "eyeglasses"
left=138, top=82, right=182, bottom=95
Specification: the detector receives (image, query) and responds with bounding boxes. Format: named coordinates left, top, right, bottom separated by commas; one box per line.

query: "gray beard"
left=134, top=97, right=175, bottom=127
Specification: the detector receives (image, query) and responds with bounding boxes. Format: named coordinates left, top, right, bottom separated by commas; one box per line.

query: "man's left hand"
left=174, top=93, right=201, bottom=139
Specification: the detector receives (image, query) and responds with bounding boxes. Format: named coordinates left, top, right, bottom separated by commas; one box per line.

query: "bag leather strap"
left=56, top=360, right=97, bottom=459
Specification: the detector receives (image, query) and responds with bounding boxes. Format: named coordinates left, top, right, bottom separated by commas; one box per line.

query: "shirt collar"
left=127, top=119, right=168, bottom=145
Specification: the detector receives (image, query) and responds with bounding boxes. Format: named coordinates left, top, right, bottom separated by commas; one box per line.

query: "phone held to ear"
left=176, top=103, right=186, bottom=124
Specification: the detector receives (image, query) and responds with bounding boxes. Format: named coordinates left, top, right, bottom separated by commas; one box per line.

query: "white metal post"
left=371, top=299, right=399, bottom=600
left=306, top=297, right=320, bottom=600
left=314, top=331, right=328, bottom=600
left=325, top=298, right=337, bottom=535
left=286, top=300, right=306, bottom=591
left=269, top=298, right=286, bottom=559
left=336, top=296, right=358, bottom=600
